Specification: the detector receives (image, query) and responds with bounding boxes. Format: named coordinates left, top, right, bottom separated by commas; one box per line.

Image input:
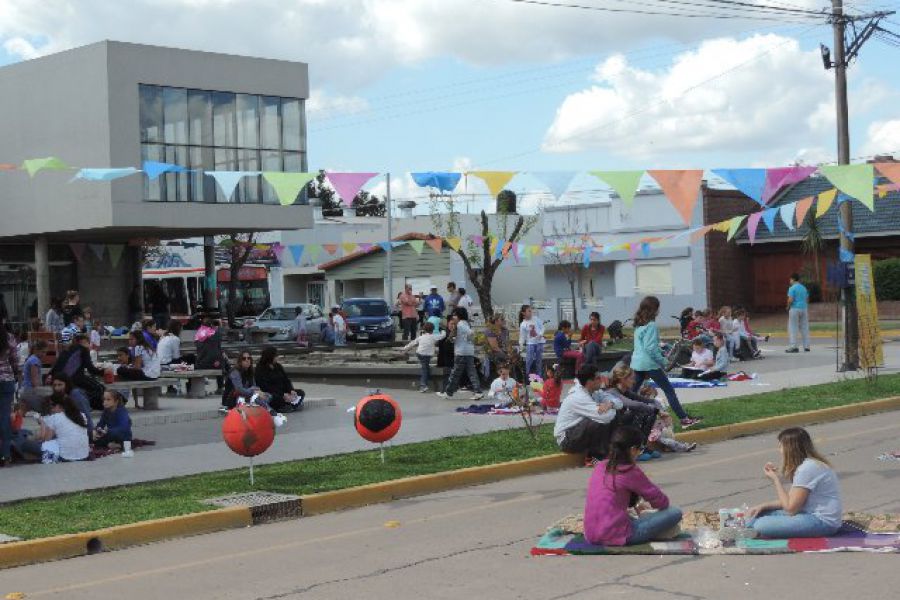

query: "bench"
left=164, top=369, right=222, bottom=398
left=107, top=378, right=178, bottom=410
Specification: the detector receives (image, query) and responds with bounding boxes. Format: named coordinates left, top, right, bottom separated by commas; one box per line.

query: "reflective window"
left=140, top=86, right=163, bottom=143
left=260, top=96, right=280, bottom=150
left=163, top=87, right=188, bottom=144
left=211, top=92, right=236, bottom=148
left=188, top=90, right=213, bottom=147
left=282, top=99, right=302, bottom=151
left=236, top=94, right=259, bottom=149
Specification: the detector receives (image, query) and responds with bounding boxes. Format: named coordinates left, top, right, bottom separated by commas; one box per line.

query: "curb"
left=2, top=396, right=898, bottom=570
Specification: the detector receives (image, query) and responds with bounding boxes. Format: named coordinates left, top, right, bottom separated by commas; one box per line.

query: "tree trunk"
left=475, top=274, right=494, bottom=319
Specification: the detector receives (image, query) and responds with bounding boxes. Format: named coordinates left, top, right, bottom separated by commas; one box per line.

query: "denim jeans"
left=632, top=369, right=688, bottom=420
left=416, top=353, right=431, bottom=389
left=626, top=507, right=684, bottom=545
left=748, top=509, right=839, bottom=538
left=525, top=343, right=544, bottom=378
left=0, top=380, right=15, bottom=460
left=444, top=355, right=481, bottom=396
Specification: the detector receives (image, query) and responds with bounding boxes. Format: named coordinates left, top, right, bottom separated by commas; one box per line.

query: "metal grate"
left=204, top=491, right=301, bottom=524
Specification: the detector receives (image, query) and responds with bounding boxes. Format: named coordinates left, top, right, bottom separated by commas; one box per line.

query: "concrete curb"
left=2, top=396, right=898, bottom=570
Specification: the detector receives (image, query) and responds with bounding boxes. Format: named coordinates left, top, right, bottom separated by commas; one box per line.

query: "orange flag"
left=690, top=225, right=713, bottom=243
left=425, top=238, right=443, bottom=254
left=795, top=196, right=814, bottom=226
left=323, top=244, right=339, bottom=255
left=876, top=162, right=900, bottom=186
left=647, top=170, right=704, bottom=225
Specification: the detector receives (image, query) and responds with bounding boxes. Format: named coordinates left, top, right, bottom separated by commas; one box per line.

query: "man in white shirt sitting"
left=554, top=364, right=621, bottom=462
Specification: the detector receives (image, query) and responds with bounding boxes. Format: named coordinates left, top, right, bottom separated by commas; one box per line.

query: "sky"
left=0, top=0, right=897, bottom=208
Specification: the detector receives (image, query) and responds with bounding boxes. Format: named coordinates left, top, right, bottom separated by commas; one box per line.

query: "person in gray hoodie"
left=437, top=307, right=483, bottom=400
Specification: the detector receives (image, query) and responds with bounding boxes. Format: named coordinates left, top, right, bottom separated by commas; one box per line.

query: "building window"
left=635, top=264, right=673, bottom=296
left=139, top=84, right=307, bottom=204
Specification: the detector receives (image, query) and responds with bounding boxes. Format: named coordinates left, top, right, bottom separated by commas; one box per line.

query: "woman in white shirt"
left=157, top=320, right=193, bottom=367
left=23, top=395, right=90, bottom=462
left=117, top=330, right=161, bottom=380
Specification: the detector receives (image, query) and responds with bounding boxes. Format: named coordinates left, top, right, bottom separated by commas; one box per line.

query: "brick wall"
left=702, top=185, right=759, bottom=311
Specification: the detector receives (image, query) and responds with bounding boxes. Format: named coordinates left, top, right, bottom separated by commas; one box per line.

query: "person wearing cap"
left=424, top=286, right=445, bottom=317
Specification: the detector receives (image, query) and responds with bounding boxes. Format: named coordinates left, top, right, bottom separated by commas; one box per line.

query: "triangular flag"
left=73, top=167, right=139, bottom=182
left=762, top=207, right=778, bottom=233
left=271, top=243, right=286, bottom=263
left=711, top=168, right=766, bottom=205
left=359, top=243, right=373, bottom=252
left=648, top=170, right=704, bottom=225
left=530, top=245, right=542, bottom=257
left=590, top=170, right=644, bottom=209
left=107, top=245, right=125, bottom=268
left=472, top=235, right=484, bottom=246
left=875, top=162, right=900, bottom=187
left=262, top=172, right=316, bottom=206
left=69, top=243, right=86, bottom=262
left=142, top=160, right=186, bottom=181
left=747, top=212, right=762, bottom=245
left=0, top=163, right=17, bottom=171
left=392, top=241, right=407, bottom=248
left=410, top=172, right=461, bottom=192
left=325, top=172, right=379, bottom=204
left=307, top=245, right=322, bottom=263
left=469, top=171, right=517, bottom=198
left=341, top=242, right=357, bottom=254
left=23, top=157, right=70, bottom=177
left=795, top=196, right=814, bottom=227
left=426, top=238, right=443, bottom=254
left=408, top=240, right=425, bottom=254
left=762, top=166, right=817, bottom=204
left=489, top=238, right=499, bottom=259
left=323, top=244, right=339, bottom=255
left=779, top=202, right=797, bottom=231
left=582, top=246, right=592, bottom=268
left=816, top=189, right=837, bottom=218
left=713, top=219, right=732, bottom=233
left=88, top=244, right=106, bottom=260
left=208, top=171, right=256, bottom=201
left=531, top=171, right=577, bottom=200
left=447, top=237, right=462, bottom=252
left=690, top=225, right=713, bottom=243
left=522, top=244, right=532, bottom=264
left=726, top=215, right=746, bottom=241
left=511, top=242, right=521, bottom=263
left=378, top=242, right=393, bottom=253
left=819, top=164, right=874, bottom=211
left=501, top=241, right=512, bottom=258
left=289, top=245, right=304, bottom=265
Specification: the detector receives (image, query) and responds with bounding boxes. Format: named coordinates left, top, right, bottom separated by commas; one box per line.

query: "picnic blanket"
left=89, top=438, right=155, bottom=459
left=649, top=377, right=726, bottom=389
left=455, top=404, right=558, bottom=416
left=531, top=512, right=900, bottom=556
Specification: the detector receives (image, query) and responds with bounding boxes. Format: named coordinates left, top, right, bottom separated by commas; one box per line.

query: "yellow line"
left=25, top=418, right=900, bottom=597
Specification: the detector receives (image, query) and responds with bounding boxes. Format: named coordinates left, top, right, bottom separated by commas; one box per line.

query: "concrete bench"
left=163, top=369, right=222, bottom=398
left=107, top=378, right=178, bottom=410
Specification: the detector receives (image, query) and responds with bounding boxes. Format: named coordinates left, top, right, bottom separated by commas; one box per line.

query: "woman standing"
left=630, top=296, right=702, bottom=429
left=0, top=318, right=21, bottom=466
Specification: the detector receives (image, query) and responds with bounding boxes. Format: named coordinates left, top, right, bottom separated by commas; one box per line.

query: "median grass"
left=3, top=373, right=900, bottom=540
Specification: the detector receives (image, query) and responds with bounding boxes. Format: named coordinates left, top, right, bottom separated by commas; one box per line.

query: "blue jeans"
left=525, top=343, right=544, bottom=378
left=0, top=380, right=14, bottom=460
left=749, top=509, right=839, bottom=538
left=632, top=369, right=688, bottom=420
left=626, top=506, right=684, bottom=545
left=416, top=353, right=431, bottom=389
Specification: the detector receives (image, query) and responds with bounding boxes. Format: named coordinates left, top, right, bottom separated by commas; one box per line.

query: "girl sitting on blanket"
left=747, top=427, right=843, bottom=538
left=583, top=426, right=683, bottom=546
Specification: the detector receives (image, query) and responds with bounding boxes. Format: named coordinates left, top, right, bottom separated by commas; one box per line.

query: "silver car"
left=247, top=303, right=325, bottom=342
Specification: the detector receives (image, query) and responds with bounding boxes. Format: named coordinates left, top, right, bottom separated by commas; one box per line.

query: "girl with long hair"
left=630, top=296, right=701, bottom=429
left=747, top=427, right=843, bottom=538
left=22, top=394, right=90, bottom=462
left=437, top=307, right=484, bottom=400
left=255, top=346, right=305, bottom=412
left=606, top=366, right=660, bottom=459
left=583, top=427, right=683, bottom=546
left=221, top=351, right=273, bottom=412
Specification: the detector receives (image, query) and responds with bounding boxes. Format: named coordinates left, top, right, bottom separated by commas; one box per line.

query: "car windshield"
left=259, top=307, right=301, bottom=321
left=342, top=301, right=388, bottom=318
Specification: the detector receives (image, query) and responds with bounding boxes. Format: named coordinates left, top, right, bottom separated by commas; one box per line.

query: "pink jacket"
left=399, top=292, right=418, bottom=319
left=583, top=461, right=669, bottom=546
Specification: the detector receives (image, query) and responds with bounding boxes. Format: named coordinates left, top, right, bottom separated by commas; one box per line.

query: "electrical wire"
left=503, top=0, right=823, bottom=22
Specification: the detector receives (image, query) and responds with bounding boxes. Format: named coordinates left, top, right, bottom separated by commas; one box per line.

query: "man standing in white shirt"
left=518, top=305, right=545, bottom=378
left=554, top=364, right=620, bottom=461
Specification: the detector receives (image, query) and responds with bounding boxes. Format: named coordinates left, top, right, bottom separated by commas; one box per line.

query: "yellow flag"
left=816, top=188, right=837, bottom=218
left=447, top=237, right=462, bottom=252
left=341, top=242, right=357, bottom=254
left=713, top=219, right=731, bottom=233
left=469, top=171, right=517, bottom=198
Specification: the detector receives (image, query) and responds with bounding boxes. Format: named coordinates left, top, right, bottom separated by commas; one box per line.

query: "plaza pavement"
left=1, top=337, right=897, bottom=503
left=1, top=412, right=897, bottom=599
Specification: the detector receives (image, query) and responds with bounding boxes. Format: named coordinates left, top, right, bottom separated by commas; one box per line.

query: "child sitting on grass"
left=642, top=384, right=697, bottom=453
left=93, top=390, right=133, bottom=456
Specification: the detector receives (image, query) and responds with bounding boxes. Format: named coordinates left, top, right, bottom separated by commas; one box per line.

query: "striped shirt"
left=60, top=323, right=81, bottom=345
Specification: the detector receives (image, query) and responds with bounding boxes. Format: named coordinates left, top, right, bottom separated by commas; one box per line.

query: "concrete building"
left=0, top=40, right=312, bottom=325
left=542, top=188, right=707, bottom=327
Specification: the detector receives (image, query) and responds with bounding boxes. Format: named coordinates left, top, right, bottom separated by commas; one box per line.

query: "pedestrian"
left=0, top=319, right=20, bottom=467
left=92, top=390, right=133, bottom=453
left=293, top=306, right=308, bottom=348
left=61, top=290, right=83, bottom=326
left=115, top=330, right=160, bottom=381
left=488, top=363, right=517, bottom=407
left=437, top=307, right=484, bottom=400
left=606, top=365, right=660, bottom=457
left=221, top=351, right=273, bottom=413
left=402, top=321, right=445, bottom=392
left=50, top=333, right=106, bottom=410
left=445, top=282, right=461, bottom=315
left=45, top=297, right=64, bottom=334
left=20, top=393, right=90, bottom=463
left=579, top=311, right=605, bottom=367
left=630, top=296, right=702, bottom=429
left=331, top=307, right=347, bottom=347
left=423, top=286, right=445, bottom=317
left=399, top=283, right=418, bottom=341
left=255, top=346, right=305, bottom=413
left=785, top=273, right=810, bottom=353
left=518, top=304, right=545, bottom=378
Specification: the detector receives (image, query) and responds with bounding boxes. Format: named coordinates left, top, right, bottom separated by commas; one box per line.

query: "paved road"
left=2, top=412, right=898, bottom=599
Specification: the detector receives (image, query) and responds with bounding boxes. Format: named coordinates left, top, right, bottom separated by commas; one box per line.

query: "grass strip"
left=4, top=373, right=900, bottom=540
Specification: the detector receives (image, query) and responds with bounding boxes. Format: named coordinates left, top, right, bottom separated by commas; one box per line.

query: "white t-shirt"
left=458, top=294, right=474, bottom=309
left=332, top=314, right=346, bottom=333
left=44, top=412, right=90, bottom=461
left=156, top=334, right=181, bottom=365
left=690, top=348, right=714, bottom=368
left=134, top=346, right=161, bottom=378
left=489, top=376, right=517, bottom=404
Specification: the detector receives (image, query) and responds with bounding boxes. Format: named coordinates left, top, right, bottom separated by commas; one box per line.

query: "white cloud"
left=542, top=34, right=839, bottom=160
left=862, top=120, right=900, bottom=158
left=3, top=36, right=39, bottom=59
left=306, top=89, right=369, bottom=119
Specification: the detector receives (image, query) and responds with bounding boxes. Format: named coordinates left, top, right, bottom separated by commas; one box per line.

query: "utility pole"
left=385, top=172, right=393, bottom=304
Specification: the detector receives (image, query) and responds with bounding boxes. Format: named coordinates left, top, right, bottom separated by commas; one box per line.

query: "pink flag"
left=762, top=166, right=817, bottom=204
left=747, top=212, right=762, bottom=245
left=325, top=172, right=379, bottom=204
left=70, top=243, right=86, bottom=262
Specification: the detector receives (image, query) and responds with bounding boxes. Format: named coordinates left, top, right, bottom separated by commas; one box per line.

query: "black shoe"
left=785, top=348, right=799, bottom=353
left=804, top=348, right=811, bottom=352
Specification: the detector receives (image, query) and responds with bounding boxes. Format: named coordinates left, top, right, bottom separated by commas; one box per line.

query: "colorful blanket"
left=649, top=377, right=726, bottom=389
left=455, top=404, right=557, bottom=416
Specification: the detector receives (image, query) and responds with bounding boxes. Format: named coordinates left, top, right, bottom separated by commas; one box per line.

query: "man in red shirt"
left=579, top=311, right=605, bottom=368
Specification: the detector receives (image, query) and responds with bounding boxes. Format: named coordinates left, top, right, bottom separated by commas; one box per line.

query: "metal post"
left=34, top=236, right=50, bottom=319
left=385, top=173, right=394, bottom=303
left=832, top=0, right=859, bottom=371
left=203, top=236, right=219, bottom=313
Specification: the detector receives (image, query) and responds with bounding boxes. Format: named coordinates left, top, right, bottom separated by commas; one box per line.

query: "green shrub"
left=873, top=258, right=900, bottom=301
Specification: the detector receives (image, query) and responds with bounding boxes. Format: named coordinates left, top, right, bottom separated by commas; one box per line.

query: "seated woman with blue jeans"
left=747, top=427, right=843, bottom=538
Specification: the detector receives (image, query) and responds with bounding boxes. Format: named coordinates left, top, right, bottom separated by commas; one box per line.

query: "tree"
left=546, top=207, right=589, bottom=329
left=306, top=170, right=343, bottom=217
left=800, top=208, right=824, bottom=288
left=220, top=232, right=257, bottom=327
left=429, top=189, right=538, bottom=318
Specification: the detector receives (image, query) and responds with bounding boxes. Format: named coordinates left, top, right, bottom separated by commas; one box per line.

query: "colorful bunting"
left=762, top=166, right=817, bottom=204
left=108, top=245, right=125, bottom=268
left=779, top=202, right=797, bottom=231
left=262, top=172, right=316, bottom=206
left=73, top=167, right=139, bottom=182
left=647, top=169, right=704, bottom=225
left=469, top=171, right=517, bottom=198
left=726, top=215, right=746, bottom=241
left=142, top=161, right=186, bottom=181
left=289, top=244, right=305, bottom=265
left=307, top=245, right=321, bottom=263
left=208, top=171, right=257, bottom=201
left=531, top=171, right=577, bottom=200
left=447, top=237, right=462, bottom=252
left=747, top=212, right=762, bottom=245
left=271, top=243, right=285, bottom=263
left=410, top=172, right=461, bottom=192
left=712, top=168, right=767, bottom=205
left=816, top=189, right=837, bottom=218
left=408, top=240, right=425, bottom=254
left=377, top=242, right=393, bottom=253
left=326, top=172, right=379, bottom=203
left=795, top=196, right=814, bottom=227
left=23, top=157, right=70, bottom=177
left=875, top=162, right=900, bottom=187
left=589, top=170, right=644, bottom=209
left=819, top=164, right=874, bottom=211
left=690, top=225, right=713, bottom=243
left=341, top=242, right=357, bottom=254
left=323, top=244, right=339, bottom=255
left=88, top=244, right=106, bottom=260
left=426, top=238, right=443, bottom=254
left=762, top=207, right=778, bottom=233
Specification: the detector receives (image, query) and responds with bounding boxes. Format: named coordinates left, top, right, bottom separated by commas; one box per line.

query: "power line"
left=503, top=0, right=822, bottom=22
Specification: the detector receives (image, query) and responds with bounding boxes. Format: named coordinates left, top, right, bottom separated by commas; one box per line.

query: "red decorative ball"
left=354, top=394, right=402, bottom=443
left=222, top=404, right=275, bottom=457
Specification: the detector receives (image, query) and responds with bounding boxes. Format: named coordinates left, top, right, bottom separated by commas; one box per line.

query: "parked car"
left=246, top=303, right=325, bottom=342
left=341, top=298, right=395, bottom=342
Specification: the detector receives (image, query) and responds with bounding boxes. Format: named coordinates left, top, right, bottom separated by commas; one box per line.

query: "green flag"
left=262, top=172, right=316, bottom=206
left=589, top=170, right=644, bottom=208
left=819, top=164, right=874, bottom=211
left=22, top=156, right=70, bottom=177
left=726, top=215, right=747, bottom=241
left=408, top=240, right=425, bottom=254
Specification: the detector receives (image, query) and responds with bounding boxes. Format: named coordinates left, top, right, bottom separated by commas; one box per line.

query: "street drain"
left=203, top=491, right=302, bottom=524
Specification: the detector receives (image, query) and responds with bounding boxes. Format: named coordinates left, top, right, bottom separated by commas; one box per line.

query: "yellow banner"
left=854, top=254, right=884, bottom=369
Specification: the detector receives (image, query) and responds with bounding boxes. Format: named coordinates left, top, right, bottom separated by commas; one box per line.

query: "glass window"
left=162, top=87, right=188, bottom=144
left=141, top=144, right=164, bottom=201
left=164, top=145, right=188, bottom=202
left=237, top=149, right=260, bottom=204
left=140, top=85, right=163, bottom=143
left=188, top=90, right=213, bottom=146
left=236, top=94, right=259, bottom=149
left=260, top=96, right=281, bottom=150
left=213, top=148, right=237, bottom=202
left=282, top=98, right=302, bottom=151
left=260, top=149, right=281, bottom=204
left=189, top=146, right=216, bottom=203
left=212, top=91, right=236, bottom=147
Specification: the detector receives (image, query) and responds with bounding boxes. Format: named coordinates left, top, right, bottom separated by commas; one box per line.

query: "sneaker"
left=218, top=405, right=229, bottom=415
left=785, top=347, right=799, bottom=353
left=804, top=348, right=811, bottom=352
left=684, top=442, right=698, bottom=452
left=637, top=451, right=654, bottom=462
left=436, top=392, right=449, bottom=399
left=680, top=416, right=703, bottom=429
left=120, top=450, right=135, bottom=458
left=470, top=392, right=484, bottom=401
left=418, top=386, right=429, bottom=393
left=273, top=413, right=287, bottom=428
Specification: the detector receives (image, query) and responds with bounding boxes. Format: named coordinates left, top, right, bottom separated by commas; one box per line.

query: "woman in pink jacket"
left=583, top=427, right=683, bottom=545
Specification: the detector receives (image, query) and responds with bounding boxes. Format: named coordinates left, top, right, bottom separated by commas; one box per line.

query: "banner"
left=326, top=172, right=378, bottom=203
left=531, top=171, right=577, bottom=200
left=816, top=188, right=837, bottom=218
left=468, top=171, right=517, bottom=198
left=262, top=172, right=316, bottom=206
left=410, top=171, right=461, bottom=192
left=762, top=166, right=817, bottom=204
left=854, top=254, right=884, bottom=369
left=23, top=157, right=70, bottom=177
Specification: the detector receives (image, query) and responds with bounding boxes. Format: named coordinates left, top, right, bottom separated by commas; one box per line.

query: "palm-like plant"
left=801, top=208, right=824, bottom=287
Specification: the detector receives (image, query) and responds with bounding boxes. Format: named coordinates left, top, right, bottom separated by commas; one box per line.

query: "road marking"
left=22, top=419, right=900, bottom=596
